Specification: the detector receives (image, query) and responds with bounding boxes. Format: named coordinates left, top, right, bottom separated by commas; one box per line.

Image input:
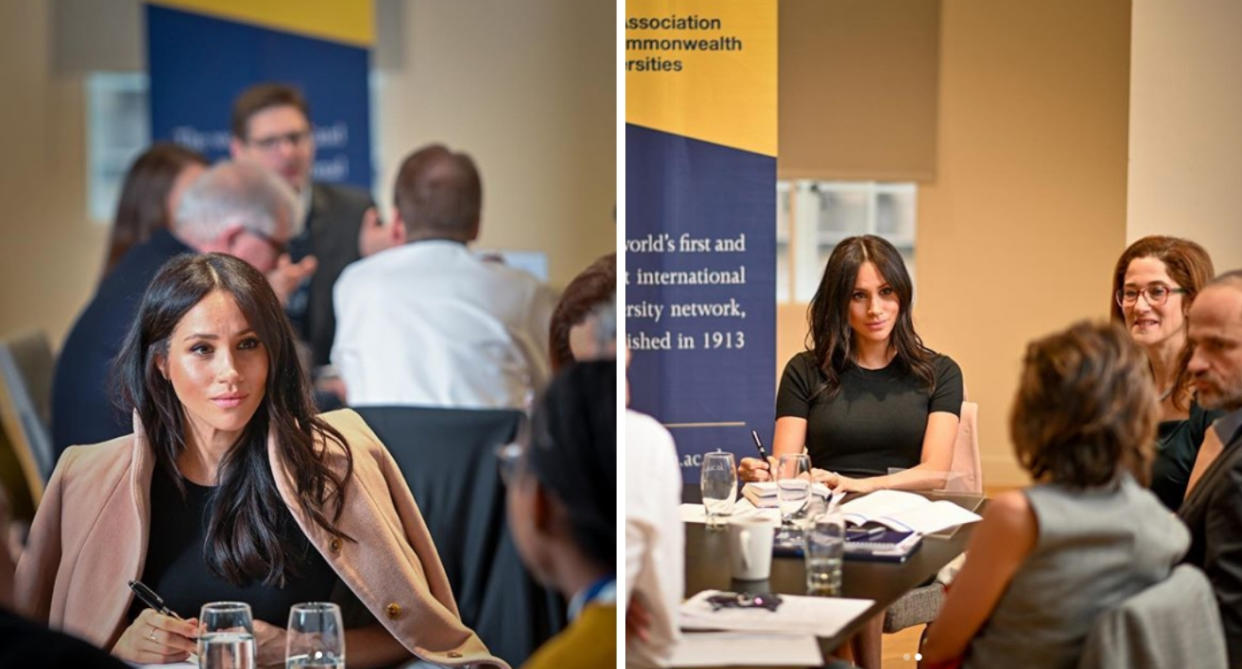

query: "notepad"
left=838, top=490, right=982, bottom=534
left=741, top=481, right=833, bottom=508
left=680, top=590, right=874, bottom=637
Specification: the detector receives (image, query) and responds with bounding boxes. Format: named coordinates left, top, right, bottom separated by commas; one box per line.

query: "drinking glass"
left=776, top=453, right=811, bottom=540
left=700, top=451, right=737, bottom=529
left=198, top=602, right=256, bottom=669
left=286, top=602, right=345, bottom=669
left=804, top=511, right=846, bottom=596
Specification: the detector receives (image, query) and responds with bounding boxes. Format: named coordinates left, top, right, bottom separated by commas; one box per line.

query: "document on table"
left=679, top=499, right=780, bottom=525
left=669, top=631, right=822, bottom=667
left=839, top=489, right=982, bottom=534
left=680, top=590, right=874, bottom=637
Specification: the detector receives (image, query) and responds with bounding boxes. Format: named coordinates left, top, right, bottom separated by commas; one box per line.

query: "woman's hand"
left=111, top=608, right=197, bottom=664
left=252, top=619, right=288, bottom=668
left=811, top=468, right=838, bottom=488
left=738, top=456, right=776, bottom=482
left=831, top=474, right=876, bottom=494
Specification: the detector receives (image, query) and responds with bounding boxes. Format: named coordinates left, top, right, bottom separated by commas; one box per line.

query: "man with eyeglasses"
left=229, top=83, right=395, bottom=369
left=51, top=161, right=307, bottom=460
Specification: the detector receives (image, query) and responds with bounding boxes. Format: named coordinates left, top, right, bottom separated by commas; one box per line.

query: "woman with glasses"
left=17, top=254, right=505, bottom=668
left=736, top=235, right=962, bottom=668
left=1110, top=235, right=1220, bottom=510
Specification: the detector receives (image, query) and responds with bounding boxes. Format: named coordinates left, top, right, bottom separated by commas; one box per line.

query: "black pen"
left=128, top=580, right=183, bottom=620
left=750, top=429, right=772, bottom=477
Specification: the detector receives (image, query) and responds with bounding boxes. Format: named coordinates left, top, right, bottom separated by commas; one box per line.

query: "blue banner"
left=146, top=4, right=372, bottom=190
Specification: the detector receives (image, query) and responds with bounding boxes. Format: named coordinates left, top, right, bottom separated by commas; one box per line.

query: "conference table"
left=682, top=485, right=984, bottom=667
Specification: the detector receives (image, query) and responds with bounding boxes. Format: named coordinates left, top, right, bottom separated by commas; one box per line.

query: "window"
left=86, top=73, right=149, bottom=222
left=776, top=180, right=917, bottom=302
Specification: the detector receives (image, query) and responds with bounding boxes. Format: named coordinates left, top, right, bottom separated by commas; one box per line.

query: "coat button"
left=385, top=603, right=402, bottom=619
left=329, top=538, right=342, bottom=553
left=447, top=651, right=462, bottom=658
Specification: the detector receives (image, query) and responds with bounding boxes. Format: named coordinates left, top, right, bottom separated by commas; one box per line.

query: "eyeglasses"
left=705, top=592, right=783, bottom=612
left=245, top=227, right=288, bottom=258
left=248, top=129, right=311, bottom=152
left=1116, top=283, right=1187, bottom=307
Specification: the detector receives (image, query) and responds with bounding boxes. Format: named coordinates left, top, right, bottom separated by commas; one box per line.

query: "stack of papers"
left=741, top=481, right=834, bottom=508
left=678, top=500, right=780, bottom=525
left=680, top=589, right=874, bottom=638
left=839, top=490, right=982, bottom=534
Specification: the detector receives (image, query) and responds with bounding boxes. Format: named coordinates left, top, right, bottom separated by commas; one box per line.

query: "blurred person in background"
left=549, top=253, right=615, bottom=370
left=331, top=143, right=555, bottom=409
left=101, top=143, right=208, bottom=279
left=52, top=160, right=314, bottom=460
left=502, top=361, right=615, bottom=669
left=229, top=83, right=393, bottom=369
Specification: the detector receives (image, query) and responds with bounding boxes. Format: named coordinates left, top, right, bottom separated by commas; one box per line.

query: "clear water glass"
left=700, top=451, right=737, bottom=529
left=286, top=602, right=345, bottom=669
left=198, top=601, right=256, bottom=669
left=776, top=453, right=811, bottom=538
left=805, top=511, right=846, bottom=596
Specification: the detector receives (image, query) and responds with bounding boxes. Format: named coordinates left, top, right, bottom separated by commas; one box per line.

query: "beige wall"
left=1128, top=0, right=1242, bottom=272
left=0, top=2, right=107, bottom=348
left=0, top=0, right=615, bottom=351
left=376, top=1, right=616, bottom=290
left=777, top=0, right=1132, bottom=487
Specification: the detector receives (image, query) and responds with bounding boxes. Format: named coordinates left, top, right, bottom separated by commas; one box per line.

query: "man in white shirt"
left=331, top=144, right=556, bottom=409
left=625, top=409, right=684, bottom=667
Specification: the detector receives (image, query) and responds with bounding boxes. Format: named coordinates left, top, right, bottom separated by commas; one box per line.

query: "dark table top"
left=682, top=484, right=983, bottom=667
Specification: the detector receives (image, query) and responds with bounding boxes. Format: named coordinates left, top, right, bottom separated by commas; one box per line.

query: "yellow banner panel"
left=626, top=0, right=777, bottom=157
left=151, top=0, right=374, bottom=47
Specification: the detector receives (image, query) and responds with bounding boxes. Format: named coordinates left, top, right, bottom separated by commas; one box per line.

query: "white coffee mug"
left=728, top=516, right=774, bottom=581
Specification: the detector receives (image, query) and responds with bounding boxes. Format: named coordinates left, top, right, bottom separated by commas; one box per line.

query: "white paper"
left=668, top=631, right=822, bottom=667
left=679, top=501, right=779, bottom=525
left=742, top=481, right=832, bottom=499
left=679, top=590, right=874, bottom=638
left=838, top=489, right=981, bottom=534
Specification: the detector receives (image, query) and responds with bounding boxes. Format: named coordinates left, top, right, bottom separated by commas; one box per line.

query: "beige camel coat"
left=15, top=408, right=507, bottom=668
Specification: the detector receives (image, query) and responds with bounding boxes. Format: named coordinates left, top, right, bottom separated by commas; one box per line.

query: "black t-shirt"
left=1152, top=400, right=1223, bottom=512
left=775, top=351, right=963, bottom=478
left=127, top=464, right=338, bottom=625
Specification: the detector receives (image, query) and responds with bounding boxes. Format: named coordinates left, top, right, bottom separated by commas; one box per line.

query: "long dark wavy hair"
left=104, top=143, right=207, bottom=278
left=114, top=253, right=353, bottom=586
left=807, top=235, right=935, bottom=399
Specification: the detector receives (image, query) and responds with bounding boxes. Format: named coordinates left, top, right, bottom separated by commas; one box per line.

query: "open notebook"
left=839, top=490, right=982, bottom=534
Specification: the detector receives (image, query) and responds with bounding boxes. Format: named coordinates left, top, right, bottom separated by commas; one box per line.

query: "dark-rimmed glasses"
left=244, top=227, right=289, bottom=258
left=705, top=592, right=783, bottom=612
left=1116, top=283, right=1187, bottom=307
left=249, top=129, right=311, bottom=152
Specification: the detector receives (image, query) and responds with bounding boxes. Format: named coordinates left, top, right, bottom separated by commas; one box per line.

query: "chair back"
left=943, top=400, right=981, bottom=494
left=0, top=330, right=55, bottom=504
left=353, top=405, right=565, bottom=666
left=1077, top=564, right=1227, bottom=669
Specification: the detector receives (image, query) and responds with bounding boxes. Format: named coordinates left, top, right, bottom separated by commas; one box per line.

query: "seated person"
left=1109, top=235, right=1221, bottom=510
left=503, top=361, right=615, bottom=669
left=17, top=254, right=504, bottom=668
left=1179, top=270, right=1242, bottom=665
left=549, top=253, right=616, bottom=370
left=922, top=321, right=1188, bottom=668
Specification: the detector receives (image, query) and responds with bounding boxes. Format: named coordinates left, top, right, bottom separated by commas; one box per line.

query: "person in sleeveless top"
left=922, top=321, right=1188, bottom=668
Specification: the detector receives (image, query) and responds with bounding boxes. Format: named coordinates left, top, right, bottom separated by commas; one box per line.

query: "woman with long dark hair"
left=17, top=254, right=504, bottom=668
left=739, top=235, right=963, bottom=493
left=1109, top=235, right=1221, bottom=509
left=102, top=143, right=207, bottom=278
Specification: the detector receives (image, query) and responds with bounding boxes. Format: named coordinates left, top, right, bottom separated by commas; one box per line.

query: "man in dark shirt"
left=229, top=83, right=393, bottom=367
left=1179, top=270, right=1242, bottom=666
left=51, top=161, right=313, bottom=459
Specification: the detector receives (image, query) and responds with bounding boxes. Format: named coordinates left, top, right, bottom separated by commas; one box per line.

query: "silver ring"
left=148, top=627, right=158, bottom=642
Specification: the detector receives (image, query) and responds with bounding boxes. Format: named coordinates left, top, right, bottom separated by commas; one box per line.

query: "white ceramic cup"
left=728, top=516, right=774, bottom=581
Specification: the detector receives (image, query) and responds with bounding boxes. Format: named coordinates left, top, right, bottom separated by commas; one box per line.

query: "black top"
left=775, top=351, right=963, bottom=478
left=0, top=606, right=129, bottom=668
left=52, top=229, right=194, bottom=459
left=128, top=464, right=338, bottom=625
left=1151, top=400, right=1223, bottom=511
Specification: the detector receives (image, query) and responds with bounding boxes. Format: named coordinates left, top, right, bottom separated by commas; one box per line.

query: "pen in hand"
left=750, top=429, right=772, bottom=479
left=128, top=580, right=182, bottom=620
